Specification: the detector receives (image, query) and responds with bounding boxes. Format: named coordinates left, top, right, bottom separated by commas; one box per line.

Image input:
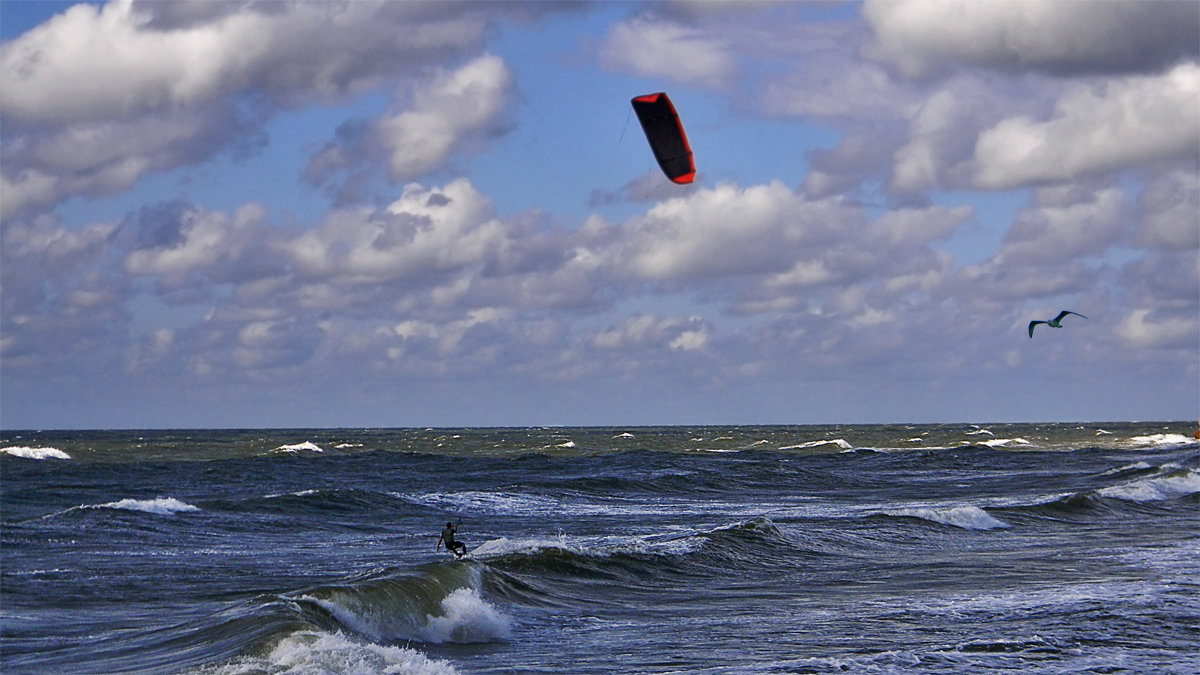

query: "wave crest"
left=885, top=505, right=1011, bottom=530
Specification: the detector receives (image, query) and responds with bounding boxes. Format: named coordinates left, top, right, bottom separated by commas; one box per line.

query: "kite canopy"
left=631, top=92, right=695, bottom=184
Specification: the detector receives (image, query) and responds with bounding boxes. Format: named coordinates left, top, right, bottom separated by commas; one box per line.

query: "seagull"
left=1028, top=310, right=1087, bottom=338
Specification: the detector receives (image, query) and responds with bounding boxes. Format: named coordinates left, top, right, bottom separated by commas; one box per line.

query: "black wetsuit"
left=442, top=526, right=466, bottom=556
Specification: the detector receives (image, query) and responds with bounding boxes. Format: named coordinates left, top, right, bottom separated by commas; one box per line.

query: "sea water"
left=2, top=423, right=1198, bottom=674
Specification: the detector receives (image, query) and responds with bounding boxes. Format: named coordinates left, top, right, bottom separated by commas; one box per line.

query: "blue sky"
left=2, top=0, right=1197, bottom=429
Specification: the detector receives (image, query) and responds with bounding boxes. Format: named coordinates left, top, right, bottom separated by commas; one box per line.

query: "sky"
left=1, top=0, right=1197, bottom=429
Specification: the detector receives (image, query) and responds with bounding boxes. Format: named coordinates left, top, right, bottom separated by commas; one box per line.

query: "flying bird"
left=1028, top=310, right=1087, bottom=338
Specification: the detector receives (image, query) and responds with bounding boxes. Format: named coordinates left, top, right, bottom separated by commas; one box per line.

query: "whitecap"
left=965, top=428, right=994, bottom=436
left=419, top=588, right=511, bottom=644
left=555, top=441, right=577, bottom=449
left=613, top=432, right=635, bottom=439
left=275, top=441, right=324, bottom=453
left=89, top=497, right=200, bottom=515
left=1, top=446, right=71, bottom=460
left=886, top=505, right=1010, bottom=530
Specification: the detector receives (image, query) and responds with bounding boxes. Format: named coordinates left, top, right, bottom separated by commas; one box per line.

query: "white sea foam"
left=419, top=588, right=511, bottom=644
left=614, top=432, right=635, bottom=439
left=780, top=439, right=853, bottom=451
left=978, top=437, right=1033, bottom=448
left=196, top=629, right=458, bottom=675
left=88, top=497, right=200, bottom=515
left=886, top=505, right=1011, bottom=530
left=1, top=445, right=71, bottom=460
left=965, top=428, right=994, bottom=436
left=555, top=441, right=577, bottom=449
left=1097, top=469, right=1200, bottom=503
left=1124, top=433, right=1191, bottom=448
left=275, top=441, right=324, bottom=453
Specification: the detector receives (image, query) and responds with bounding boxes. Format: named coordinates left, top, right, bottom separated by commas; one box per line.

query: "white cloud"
left=0, top=0, right=490, bottom=124
left=1138, top=169, right=1200, bottom=249
left=592, top=314, right=709, bottom=352
left=378, top=54, right=515, bottom=180
left=0, top=1, right=501, bottom=221
left=863, top=0, right=1199, bottom=79
left=974, top=63, right=1200, bottom=188
left=994, top=185, right=1129, bottom=265
left=600, top=15, right=736, bottom=87
left=124, top=203, right=267, bottom=279
left=1117, top=309, right=1197, bottom=350
left=618, top=181, right=847, bottom=281
left=286, top=178, right=507, bottom=284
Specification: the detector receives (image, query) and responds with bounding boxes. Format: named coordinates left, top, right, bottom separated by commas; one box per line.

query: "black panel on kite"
left=631, top=92, right=695, bottom=184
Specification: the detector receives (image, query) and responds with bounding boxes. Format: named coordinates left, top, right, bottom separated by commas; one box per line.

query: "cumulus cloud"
left=1117, top=309, right=1198, bottom=350
left=285, top=178, right=508, bottom=284
left=994, top=185, right=1130, bottom=265
left=863, top=0, right=1200, bottom=79
left=378, top=54, right=515, bottom=180
left=1137, top=169, right=1200, bottom=249
left=0, top=1, right=514, bottom=221
left=974, top=63, right=1200, bottom=188
left=0, top=0, right=489, bottom=124
left=616, top=181, right=843, bottom=281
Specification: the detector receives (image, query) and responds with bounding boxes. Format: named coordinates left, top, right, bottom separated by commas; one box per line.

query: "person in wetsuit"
left=437, top=521, right=466, bottom=557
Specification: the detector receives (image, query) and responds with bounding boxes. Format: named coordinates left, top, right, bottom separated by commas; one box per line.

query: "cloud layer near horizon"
left=2, top=0, right=1196, bottom=427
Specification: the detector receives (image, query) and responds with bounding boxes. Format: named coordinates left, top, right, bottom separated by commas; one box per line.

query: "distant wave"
left=1, top=445, right=71, bottom=460
left=884, top=505, right=1011, bottom=530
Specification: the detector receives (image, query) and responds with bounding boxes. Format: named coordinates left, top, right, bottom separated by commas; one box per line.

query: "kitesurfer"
left=437, top=521, right=466, bottom=557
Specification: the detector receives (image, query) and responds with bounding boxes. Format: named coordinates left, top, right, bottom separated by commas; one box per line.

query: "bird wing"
left=1056, top=310, right=1087, bottom=321
left=1028, top=321, right=1046, bottom=338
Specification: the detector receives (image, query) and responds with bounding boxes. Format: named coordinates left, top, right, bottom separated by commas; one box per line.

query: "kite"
left=630, top=92, right=695, bottom=184
left=1028, top=310, right=1087, bottom=338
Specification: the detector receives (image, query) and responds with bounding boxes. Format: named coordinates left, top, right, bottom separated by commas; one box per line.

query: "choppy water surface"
left=3, top=423, right=1198, bottom=673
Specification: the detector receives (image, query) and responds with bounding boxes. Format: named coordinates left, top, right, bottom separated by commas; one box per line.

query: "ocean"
left=2, top=423, right=1198, bottom=674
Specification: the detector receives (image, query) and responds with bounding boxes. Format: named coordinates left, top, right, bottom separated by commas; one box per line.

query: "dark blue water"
left=3, top=424, right=1198, bottom=673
